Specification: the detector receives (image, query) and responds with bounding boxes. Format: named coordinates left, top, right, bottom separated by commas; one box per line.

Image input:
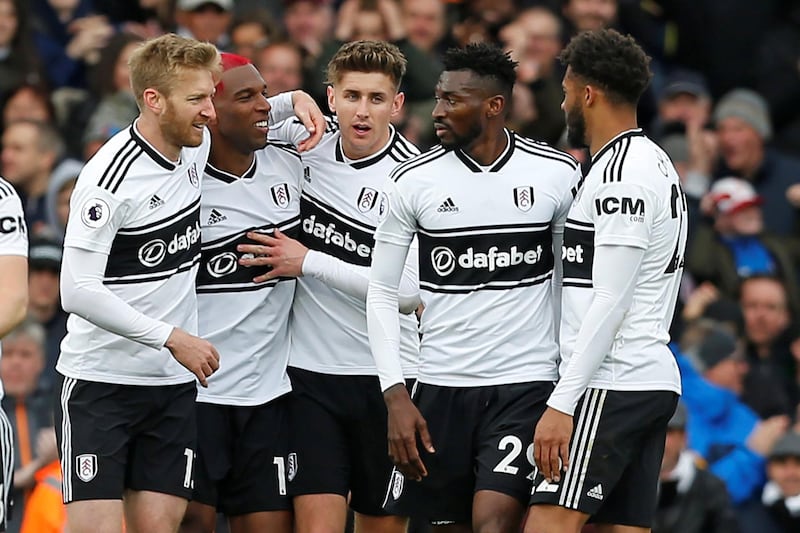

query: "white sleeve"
left=0, top=185, right=28, bottom=257
left=592, top=182, right=655, bottom=249
left=367, top=181, right=418, bottom=391
left=60, top=246, right=174, bottom=350
left=546, top=244, right=645, bottom=415
left=269, top=116, right=316, bottom=147
left=302, top=237, right=420, bottom=314
left=267, top=91, right=295, bottom=125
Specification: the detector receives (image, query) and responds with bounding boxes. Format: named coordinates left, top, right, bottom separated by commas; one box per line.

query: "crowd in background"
left=1, top=0, right=800, bottom=532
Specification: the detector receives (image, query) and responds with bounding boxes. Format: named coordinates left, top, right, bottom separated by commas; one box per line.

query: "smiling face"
left=157, top=67, right=217, bottom=151
left=211, top=64, right=271, bottom=154
left=327, top=70, right=403, bottom=159
left=432, top=70, right=489, bottom=150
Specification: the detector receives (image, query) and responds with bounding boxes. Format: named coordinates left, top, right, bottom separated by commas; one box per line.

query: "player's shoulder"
left=0, top=176, right=20, bottom=203
left=590, top=130, right=668, bottom=187
left=512, top=132, right=579, bottom=173
left=387, top=129, right=421, bottom=163
left=265, top=139, right=302, bottom=162
left=389, top=144, right=448, bottom=183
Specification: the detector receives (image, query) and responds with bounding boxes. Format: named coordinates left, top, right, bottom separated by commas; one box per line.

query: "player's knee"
left=473, top=513, right=522, bottom=533
left=523, top=507, right=583, bottom=533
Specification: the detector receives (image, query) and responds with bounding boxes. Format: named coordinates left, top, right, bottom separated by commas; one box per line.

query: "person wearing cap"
left=686, top=176, right=800, bottom=318
left=673, top=324, right=789, bottom=506
left=759, top=430, right=800, bottom=532
left=714, top=88, right=800, bottom=237
left=653, top=402, right=737, bottom=533
left=656, top=69, right=713, bottom=131
left=26, top=235, right=67, bottom=390
left=176, top=0, right=234, bottom=50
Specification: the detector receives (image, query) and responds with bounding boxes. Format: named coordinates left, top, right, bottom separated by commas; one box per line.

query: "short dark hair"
left=326, top=40, right=407, bottom=89
left=442, top=43, right=518, bottom=100
left=560, top=29, right=652, bottom=106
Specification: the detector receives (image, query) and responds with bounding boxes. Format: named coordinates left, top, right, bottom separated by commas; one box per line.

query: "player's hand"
left=384, top=383, right=434, bottom=481
left=237, top=229, right=309, bottom=282
left=533, top=407, right=572, bottom=483
left=291, top=90, right=325, bottom=152
left=165, top=328, right=220, bottom=387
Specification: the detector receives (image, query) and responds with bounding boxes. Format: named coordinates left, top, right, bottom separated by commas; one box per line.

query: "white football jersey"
left=58, top=122, right=208, bottom=385
left=560, top=129, right=684, bottom=393
left=196, top=143, right=303, bottom=406
left=270, top=117, right=420, bottom=375
left=378, top=131, right=578, bottom=386
left=0, top=178, right=28, bottom=400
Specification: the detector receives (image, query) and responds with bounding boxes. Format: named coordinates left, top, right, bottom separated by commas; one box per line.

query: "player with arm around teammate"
left=239, top=40, right=422, bottom=533
left=525, top=29, right=685, bottom=533
left=366, top=43, right=579, bottom=533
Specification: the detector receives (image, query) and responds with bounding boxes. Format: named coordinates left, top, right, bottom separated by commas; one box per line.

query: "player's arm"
left=0, top=192, right=28, bottom=338
left=550, top=168, right=580, bottom=337
left=238, top=231, right=421, bottom=314
left=267, top=90, right=324, bottom=151
left=367, top=181, right=433, bottom=480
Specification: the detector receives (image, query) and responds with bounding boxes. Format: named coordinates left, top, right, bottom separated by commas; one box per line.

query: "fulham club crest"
left=76, top=454, right=98, bottom=482
left=513, top=186, right=534, bottom=212
left=270, top=183, right=291, bottom=208
left=357, top=187, right=378, bottom=213
left=188, top=163, right=199, bottom=188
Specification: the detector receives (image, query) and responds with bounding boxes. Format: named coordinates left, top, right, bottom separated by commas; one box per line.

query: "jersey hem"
left=196, top=384, right=292, bottom=406
left=56, top=365, right=195, bottom=386
left=416, top=372, right=558, bottom=387
left=288, top=362, right=418, bottom=378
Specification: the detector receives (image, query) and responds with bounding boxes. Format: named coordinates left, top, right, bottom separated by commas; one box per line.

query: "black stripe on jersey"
left=419, top=221, right=550, bottom=236
left=205, top=158, right=258, bottom=183
left=197, top=218, right=300, bottom=289
left=390, top=134, right=419, bottom=161
left=130, top=124, right=177, bottom=171
left=119, top=198, right=201, bottom=234
left=604, top=137, right=630, bottom=183
left=296, top=115, right=339, bottom=134
left=98, top=139, right=142, bottom=192
left=390, top=146, right=447, bottom=182
left=593, top=129, right=644, bottom=170
left=516, top=137, right=579, bottom=171
left=334, top=126, right=410, bottom=169
left=561, top=223, right=594, bottom=287
left=267, top=141, right=302, bottom=160
left=0, top=179, right=14, bottom=199
left=299, top=195, right=375, bottom=267
left=196, top=277, right=287, bottom=294
left=104, top=204, right=201, bottom=281
left=418, top=227, right=553, bottom=292
left=104, top=254, right=200, bottom=285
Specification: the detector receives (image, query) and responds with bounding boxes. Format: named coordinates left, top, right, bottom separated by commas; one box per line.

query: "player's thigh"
left=475, top=381, right=553, bottom=504
left=123, top=489, right=189, bottom=533
left=384, top=384, right=478, bottom=526
left=529, top=389, right=677, bottom=523
left=293, top=493, right=348, bottom=533
left=127, top=382, right=197, bottom=500
left=353, top=512, right=408, bottom=533
left=472, top=490, right=527, bottom=533
left=523, top=504, right=588, bottom=533
left=182, top=501, right=217, bottom=533
left=54, top=375, right=132, bottom=503
left=220, top=396, right=292, bottom=516
left=229, top=510, right=292, bottom=533
left=64, top=500, right=125, bottom=533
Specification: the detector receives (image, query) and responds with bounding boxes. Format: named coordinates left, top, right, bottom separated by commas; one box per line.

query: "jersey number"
left=493, top=435, right=536, bottom=480
left=274, top=457, right=288, bottom=495
left=183, top=448, right=194, bottom=489
left=665, top=183, right=687, bottom=273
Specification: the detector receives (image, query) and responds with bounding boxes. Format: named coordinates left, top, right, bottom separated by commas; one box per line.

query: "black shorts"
left=0, top=408, right=14, bottom=531
left=529, top=388, right=679, bottom=527
left=286, top=367, right=401, bottom=516
left=54, top=373, right=197, bottom=503
left=384, top=381, right=554, bottom=524
left=192, top=395, right=291, bottom=515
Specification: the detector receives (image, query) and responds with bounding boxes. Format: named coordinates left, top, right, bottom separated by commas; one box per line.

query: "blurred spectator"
left=0, top=319, right=57, bottom=533
left=0, top=0, right=43, bottom=106
left=229, top=9, right=280, bottom=60
left=452, top=0, right=515, bottom=46
left=401, top=0, right=447, bottom=59
left=501, top=7, right=565, bottom=144
left=658, top=133, right=707, bottom=243
left=96, top=0, right=176, bottom=38
left=43, top=158, right=81, bottom=238
left=654, top=401, right=738, bottom=533
left=25, top=235, right=66, bottom=388
left=256, top=40, right=304, bottom=97
left=1, top=83, right=55, bottom=130
left=1, top=119, right=64, bottom=232
left=283, top=0, right=334, bottom=68
left=740, top=275, right=800, bottom=412
left=19, top=459, right=63, bottom=533
left=561, top=0, right=618, bottom=37
left=655, top=69, right=712, bottom=133
left=82, top=32, right=143, bottom=160
left=29, top=0, right=114, bottom=90
left=676, top=323, right=788, bottom=506
left=176, top=0, right=233, bottom=49
left=758, top=431, right=800, bottom=532
left=713, top=88, right=800, bottom=237
left=686, top=177, right=800, bottom=318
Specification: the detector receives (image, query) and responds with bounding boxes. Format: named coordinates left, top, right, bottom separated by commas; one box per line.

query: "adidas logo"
left=207, top=208, right=227, bottom=225
left=437, top=197, right=459, bottom=213
left=586, top=484, right=604, bottom=500
left=148, top=194, right=164, bottom=210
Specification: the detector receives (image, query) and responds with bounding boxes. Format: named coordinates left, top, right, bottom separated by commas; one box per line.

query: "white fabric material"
left=267, top=92, right=295, bottom=125
left=548, top=244, right=644, bottom=414
left=60, top=246, right=174, bottom=350
left=302, top=239, right=421, bottom=315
